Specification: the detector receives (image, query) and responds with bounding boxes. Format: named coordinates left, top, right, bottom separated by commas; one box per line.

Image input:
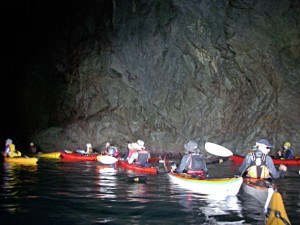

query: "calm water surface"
left=0, top=159, right=299, bottom=225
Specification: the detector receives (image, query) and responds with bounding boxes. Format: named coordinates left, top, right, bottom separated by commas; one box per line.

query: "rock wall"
left=18, top=0, right=299, bottom=155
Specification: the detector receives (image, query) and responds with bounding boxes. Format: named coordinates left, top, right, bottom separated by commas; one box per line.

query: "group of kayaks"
left=2, top=142, right=294, bottom=224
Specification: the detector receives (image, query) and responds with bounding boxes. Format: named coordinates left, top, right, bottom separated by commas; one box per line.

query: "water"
left=0, top=159, right=299, bottom=225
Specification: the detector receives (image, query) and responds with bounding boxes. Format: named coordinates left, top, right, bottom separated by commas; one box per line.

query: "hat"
left=256, top=139, right=273, bottom=147
left=30, top=142, right=34, bottom=146
left=284, top=141, right=291, bottom=148
left=128, top=140, right=145, bottom=151
left=5, top=139, right=13, bottom=144
left=184, top=140, right=198, bottom=152
left=86, top=143, right=92, bottom=148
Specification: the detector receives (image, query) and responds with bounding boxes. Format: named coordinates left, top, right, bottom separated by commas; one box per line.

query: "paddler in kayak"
left=174, top=140, right=209, bottom=178
left=104, top=142, right=119, bottom=158
left=277, top=141, right=294, bottom=160
left=239, top=139, right=287, bottom=179
left=127, top=140, right=151, bottom=166
left=3, top=138, right=22, bottom=157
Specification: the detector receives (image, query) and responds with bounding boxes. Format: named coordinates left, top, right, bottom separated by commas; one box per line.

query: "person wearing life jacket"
left=3, top=139, right=21, bottom=157
left=239, top=139, right=287, bottom=179
left=86, top=143, right=93, bottom=154
left=277, top=141, right=294, bottom=160
left=176, top=140, right=209, bottom=178
left=29, top=142, right=37, bottom=154
left=127, top=140, right=150, bottom=165
left=105, top=142, right=119, bottom=158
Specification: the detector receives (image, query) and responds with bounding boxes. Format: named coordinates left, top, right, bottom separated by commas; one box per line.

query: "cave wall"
left=17, top=0, right=299, bottom=155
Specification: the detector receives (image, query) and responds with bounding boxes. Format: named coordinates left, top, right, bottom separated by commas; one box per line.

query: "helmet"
left=284, top=142, right=291, bottom=148
left=5, top=139, right=13, bottom=144
left=30, top=142, right=34, bottom=146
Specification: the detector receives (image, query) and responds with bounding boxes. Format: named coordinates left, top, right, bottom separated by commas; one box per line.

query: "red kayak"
left=230, top=154, right=300, bottom=165
left=60, top=152, right=98, bottom=161
left=117, top=160, right=158, bottom=174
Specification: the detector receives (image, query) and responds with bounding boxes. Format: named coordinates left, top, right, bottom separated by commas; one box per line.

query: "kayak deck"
left=117, top=160, right=158, bottom=174
left=60, top=152, right=98, bottom=161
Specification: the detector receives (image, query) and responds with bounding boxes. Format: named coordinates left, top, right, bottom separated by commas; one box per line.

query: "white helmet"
left=30, top=142, right=34, bottom=146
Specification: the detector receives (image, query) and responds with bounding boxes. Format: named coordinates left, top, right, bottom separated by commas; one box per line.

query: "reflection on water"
left=0, top=159, right=299, bottom=225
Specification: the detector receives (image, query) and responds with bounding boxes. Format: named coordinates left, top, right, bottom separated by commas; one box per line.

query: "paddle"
left=204, top=142, right=233, bottom=157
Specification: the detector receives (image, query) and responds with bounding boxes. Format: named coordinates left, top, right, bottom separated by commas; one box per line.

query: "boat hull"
left=60, top=152, right=98, bottom=161
left=117, top=160, right=158, bottom=174
left=4, top=157, right=38, bottom=165
left=230, top=154, right=300, bottom=165
left=167, top=172, right=243, bottom=196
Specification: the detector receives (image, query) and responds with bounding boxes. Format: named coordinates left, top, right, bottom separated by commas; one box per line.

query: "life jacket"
left=127, top=149, right=136, bottom=159
left=186, top=154, right=206, bottom=178
left=108, top=147, right=119, bottom=157
left=136, top=149, right=149, bottom=165
left=246, top=152, right=270, bottom=179
left=283, top=148, right=294, bottom=159
left=8, top=144, right=21, bottom=157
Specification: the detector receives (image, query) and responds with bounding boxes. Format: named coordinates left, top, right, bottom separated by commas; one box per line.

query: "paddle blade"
left=97, top=155, right=118, bottom=164
left=205, top=142, right=233, bottom=157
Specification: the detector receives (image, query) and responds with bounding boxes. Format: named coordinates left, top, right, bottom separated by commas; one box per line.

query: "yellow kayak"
left=4, top=157, right=38, bottom=166
left=266, top=192, right=291, bottom=225
left=28, top=152, right=61, bottom=159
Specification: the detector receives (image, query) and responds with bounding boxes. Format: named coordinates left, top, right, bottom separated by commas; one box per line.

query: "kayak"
left=117, top=160, right=158, bottom=174
left=241, top=178, right=276, bottom=209
left=96, top=155, right=118, bottom=164
left=266, top=192, right=291, bottom=225
left=164, top=160, right=242, bottom=196
left=4, top=157, right=38, bottom=166
left=60, top=152, right=98, bottom=161
left=166, top=172, right=243, bottom=196
left=229, top=154, right=300, bottom=165
left=27, top=152, right=61, bottom=159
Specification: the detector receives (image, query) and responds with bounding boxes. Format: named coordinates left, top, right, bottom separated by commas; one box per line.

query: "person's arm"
left=239, top=154, right=251, bottom=175
left=266, top=156, right=284, bottom=178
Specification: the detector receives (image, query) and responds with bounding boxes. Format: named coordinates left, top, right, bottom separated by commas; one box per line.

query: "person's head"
left=255, top=139, right=272, bottom=154
left=30, top=142, right=34, bottom=147
left=5, top=139, right=13, bottom=145
left=184, top=140, right=198, bottom=153
left=283, top=141, right=291, bottom=149
left=105, top=142, right=110, bottom=148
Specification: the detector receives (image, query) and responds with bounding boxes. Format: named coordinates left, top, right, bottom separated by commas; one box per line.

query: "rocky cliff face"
left=15, top=0, right=299, bottom=155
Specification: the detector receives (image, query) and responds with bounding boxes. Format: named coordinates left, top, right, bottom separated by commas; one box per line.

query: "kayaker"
left=29, top=142, right=37, bottom=153
left=3, top=139, right=21, bottom=157
left=104, top=142, right=119, bottom=158
left=176, top=140, right=209, bottom=178
left=86, top=143, right=93, bottom=154
left=239, top=139, right=287, bottom=179
left=277, top=141, right=294, bottom=160
left=127, top=140, right=150, bottom=165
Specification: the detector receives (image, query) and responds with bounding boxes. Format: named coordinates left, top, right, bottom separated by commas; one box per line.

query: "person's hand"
left=279, top=164, right=287, bottom=172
